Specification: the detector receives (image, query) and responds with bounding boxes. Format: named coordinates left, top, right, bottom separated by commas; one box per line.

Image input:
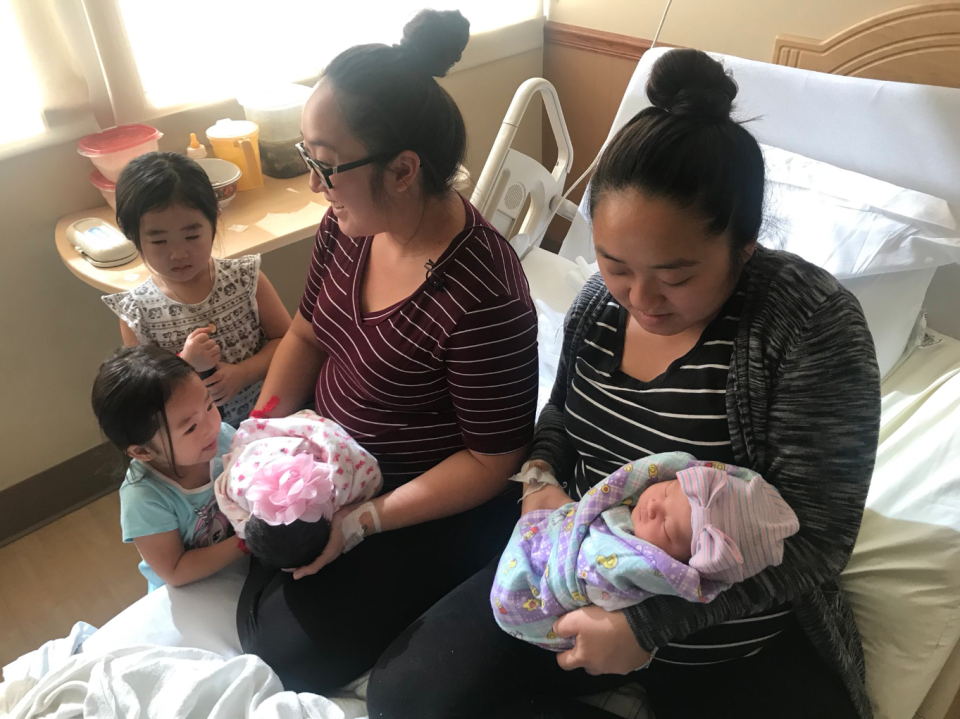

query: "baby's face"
left=630, top=479, right=694, bottom=562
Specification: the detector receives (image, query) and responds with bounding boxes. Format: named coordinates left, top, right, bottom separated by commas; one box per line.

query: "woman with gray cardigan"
left=366, top=49, right=881, bottom=719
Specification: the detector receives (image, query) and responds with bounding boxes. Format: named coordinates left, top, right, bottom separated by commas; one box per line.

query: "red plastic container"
left=78, top=124, right=163, bottom=182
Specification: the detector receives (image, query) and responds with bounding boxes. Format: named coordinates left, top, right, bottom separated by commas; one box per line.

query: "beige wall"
left=0, top=48, right=541, bottom=493
left=547, top=0, right=911, bottom=61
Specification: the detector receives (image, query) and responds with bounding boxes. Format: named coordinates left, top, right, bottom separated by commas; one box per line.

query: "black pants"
left=366, top=559, right=859, bottom=719
left=236, top=488, right=521, bottom=695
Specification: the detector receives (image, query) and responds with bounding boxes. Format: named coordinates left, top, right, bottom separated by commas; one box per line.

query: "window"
left=0, top=0, right=45, bottom=145
left=116, top=0, right=541, bottom=112
left=0, top=0, right=542, bottom=149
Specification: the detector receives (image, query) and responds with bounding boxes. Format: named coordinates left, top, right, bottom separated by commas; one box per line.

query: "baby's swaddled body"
left=215, top=410, right=382, bottom=568
left=492, top=452, right=799, bottom=650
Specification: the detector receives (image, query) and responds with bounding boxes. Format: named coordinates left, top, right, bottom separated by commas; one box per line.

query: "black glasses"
left=295, top=141, right=396, bottom=190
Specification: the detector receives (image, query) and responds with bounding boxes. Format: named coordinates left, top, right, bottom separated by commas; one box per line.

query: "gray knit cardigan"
left=529, top=246, right=881, bottom=718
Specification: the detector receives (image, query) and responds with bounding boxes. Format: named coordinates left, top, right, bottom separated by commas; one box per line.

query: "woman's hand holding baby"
left=553, top=606, right=651, bottom=675
left=289, top=507, right=344, bottom=579
left=181, top=325, right=221, bottom=372
left=290, top=501, right=379, bottom=579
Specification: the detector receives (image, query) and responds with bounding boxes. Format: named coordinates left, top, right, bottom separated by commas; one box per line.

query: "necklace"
left=158, top=260, right=215, bottom=305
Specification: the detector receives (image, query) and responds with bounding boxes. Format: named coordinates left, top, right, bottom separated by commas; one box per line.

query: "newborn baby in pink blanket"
left=215, top=410, right=382, bottom=569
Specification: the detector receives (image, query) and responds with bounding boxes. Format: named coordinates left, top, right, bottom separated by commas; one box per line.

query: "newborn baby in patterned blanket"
left=491, top=452, right=799, bottom=650
left=215, top=410, right=382, bottom=569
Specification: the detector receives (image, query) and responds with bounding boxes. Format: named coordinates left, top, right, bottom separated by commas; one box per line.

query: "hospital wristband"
left=341, top=502, right=381, bottom=553
left=511, top=460, right=560, bottom=502
left=637, top=647, right=657, bottom=671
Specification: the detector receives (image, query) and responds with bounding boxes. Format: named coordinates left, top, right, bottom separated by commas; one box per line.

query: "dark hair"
left=589, top=49, right=765, bottom=255
left=320, top=9, right=469, bottom=198
left=244, top=515, right=332, bottom=569
left=91, top=345, right=195, bottom=472
left=115, top=151, right=219, bottom=250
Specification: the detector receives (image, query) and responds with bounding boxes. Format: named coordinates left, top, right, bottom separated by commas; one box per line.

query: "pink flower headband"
left=244, top=453, right=335, bottom=526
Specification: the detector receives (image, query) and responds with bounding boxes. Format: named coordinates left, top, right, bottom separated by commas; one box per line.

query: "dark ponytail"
left=589, top=49, right=765, bottom=255
left=320, top=9, right=470, bottom=198
left=92, top=345, right=195, bottom=471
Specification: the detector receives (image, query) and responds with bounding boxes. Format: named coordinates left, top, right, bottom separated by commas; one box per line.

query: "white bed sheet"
left=843, top=331, right=960, bottom=719
left=79, top=323, right=960, bottom=719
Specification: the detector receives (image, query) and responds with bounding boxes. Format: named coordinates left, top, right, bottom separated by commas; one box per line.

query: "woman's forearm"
left=235, top=338, right=281, bottom=385
left=371, top=447, right=525, bottom=532
left=255, top=315, right=326, bottom=416
left=528, top=401, right=579, bottom=486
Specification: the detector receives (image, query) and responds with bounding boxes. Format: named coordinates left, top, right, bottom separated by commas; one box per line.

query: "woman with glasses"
left=236, top=9, right=538, bottom=694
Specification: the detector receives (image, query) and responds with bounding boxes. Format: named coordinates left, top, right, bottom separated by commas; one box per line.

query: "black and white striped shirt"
left=563, top=282, right=795, bottom=665
left=531, top=248, right=881, bottom=717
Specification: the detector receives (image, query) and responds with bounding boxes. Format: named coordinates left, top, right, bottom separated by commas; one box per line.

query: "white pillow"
left=759, top=145, right=960, bottom=378
left=760, top=145, right=960, bottom=279
left=842, top=270, right=932, bottom=381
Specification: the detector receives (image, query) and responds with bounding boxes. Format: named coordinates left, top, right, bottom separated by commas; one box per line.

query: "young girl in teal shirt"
left=92, top=344, right=247, bottom=591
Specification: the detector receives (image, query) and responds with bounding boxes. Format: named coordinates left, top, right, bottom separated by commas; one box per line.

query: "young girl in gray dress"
left=102, top=152, right=290, bottom=425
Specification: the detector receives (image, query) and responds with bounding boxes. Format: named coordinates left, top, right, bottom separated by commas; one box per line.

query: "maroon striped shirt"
left=299, top=199, right=538, bottom=490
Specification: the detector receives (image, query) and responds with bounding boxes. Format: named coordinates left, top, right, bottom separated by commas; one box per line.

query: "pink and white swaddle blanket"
left=215, top=410, right=382, bottom=540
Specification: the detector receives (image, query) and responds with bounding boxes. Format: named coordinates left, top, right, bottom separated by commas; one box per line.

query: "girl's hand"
left=521, top=483, right=572, bottom=516
left=181, top=325, right=221, bottom=372
left=205, top=363, right=248, bottom=405
left=289, top=503, right=354, bottom=580
left=553, top=606, right=651, bottom=675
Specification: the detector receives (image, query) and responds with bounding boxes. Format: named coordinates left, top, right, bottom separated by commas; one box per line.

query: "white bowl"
left=196, top=158, right=242, bottom=208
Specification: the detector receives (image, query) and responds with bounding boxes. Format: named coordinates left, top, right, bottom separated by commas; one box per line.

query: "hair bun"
left=400, top=9, right=470, bottom=78
left=646, top=49, right=737, bottom=121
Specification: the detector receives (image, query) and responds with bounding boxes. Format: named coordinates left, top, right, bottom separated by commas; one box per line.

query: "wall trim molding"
left=544, top=21, right=662, bottom=60
left=0, top=442, right=123, bottom=548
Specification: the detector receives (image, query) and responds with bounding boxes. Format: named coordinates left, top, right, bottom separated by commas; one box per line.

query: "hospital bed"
left=502, top=41, right=960, bottom=719
left=8, top=24, right=960, bottom=719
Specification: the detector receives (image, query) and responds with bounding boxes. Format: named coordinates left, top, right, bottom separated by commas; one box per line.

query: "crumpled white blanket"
left=1, top=644, right=366, bottom=719
left=1, top=622, right=97, bottom=715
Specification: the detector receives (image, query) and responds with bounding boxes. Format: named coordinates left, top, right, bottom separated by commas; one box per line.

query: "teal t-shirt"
left=120, top=423, right=236, bottom=591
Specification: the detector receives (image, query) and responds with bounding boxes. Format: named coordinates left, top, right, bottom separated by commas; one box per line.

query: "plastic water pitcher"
left=205, top=119, right=263, bottom=191
left=238, top=84, right=312, bottom=178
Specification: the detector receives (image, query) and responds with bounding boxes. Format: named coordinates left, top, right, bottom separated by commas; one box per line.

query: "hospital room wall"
left=0, top=48, right=542, bottom=535
left=546, top=0, right=914, bottom=62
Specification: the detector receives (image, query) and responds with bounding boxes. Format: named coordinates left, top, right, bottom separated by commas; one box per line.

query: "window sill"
left=55, top=173, right=329, bottom=294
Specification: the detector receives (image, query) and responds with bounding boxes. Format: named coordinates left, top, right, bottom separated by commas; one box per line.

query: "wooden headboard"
left=773, top=2, right=960, bottom=88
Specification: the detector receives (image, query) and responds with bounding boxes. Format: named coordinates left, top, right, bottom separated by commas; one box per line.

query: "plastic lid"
left=205, top=118, right=259, bottom=140
left=89, top=169, right=116, bottom=190
left=237, top=83, right=312, bottom=112
left=78, top=124, right=162, bottom=156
